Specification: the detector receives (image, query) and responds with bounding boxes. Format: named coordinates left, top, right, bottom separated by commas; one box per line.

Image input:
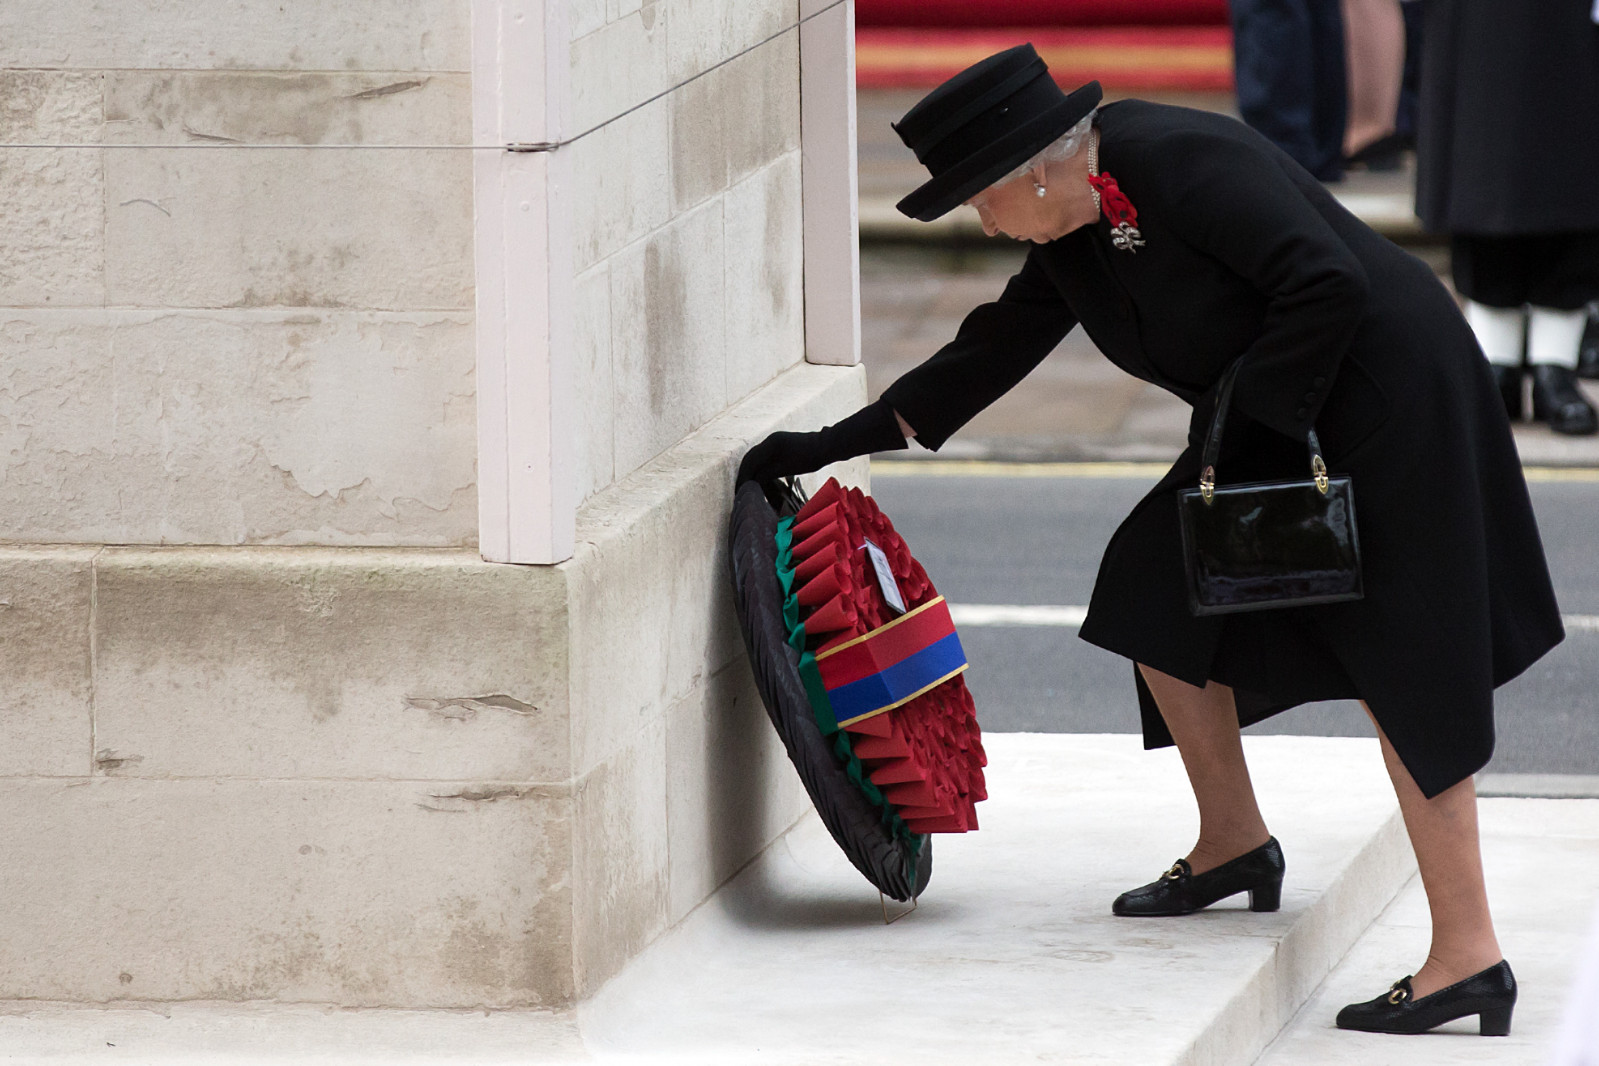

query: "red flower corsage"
left=1088, top=172, right=1146, bottom=254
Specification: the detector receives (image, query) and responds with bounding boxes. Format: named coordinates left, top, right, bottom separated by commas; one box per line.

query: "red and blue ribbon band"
left=814, top=596, right=968, bottom=728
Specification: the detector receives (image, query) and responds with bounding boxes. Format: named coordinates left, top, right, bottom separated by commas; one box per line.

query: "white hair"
left=992, top=109, right=1098, bottom=189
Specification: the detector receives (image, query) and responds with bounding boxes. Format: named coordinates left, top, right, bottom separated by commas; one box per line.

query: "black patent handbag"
left=1176, top=357, right=1364, bottom=616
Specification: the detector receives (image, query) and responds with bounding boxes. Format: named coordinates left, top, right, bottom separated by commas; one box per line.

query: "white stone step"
left=1255, top=797, right=1599, bottom=1065
left=0, top=734, right=1416, bottom=1064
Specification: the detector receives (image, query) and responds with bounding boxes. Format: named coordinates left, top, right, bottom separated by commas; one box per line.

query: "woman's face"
left=965, top=153, right=1098, bottom=243
left=966, top=174, right=1061, bottom=243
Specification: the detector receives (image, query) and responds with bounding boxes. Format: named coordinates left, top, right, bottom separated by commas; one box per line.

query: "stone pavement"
left=1260, top=797, right=1599, bottom=1065
left=6, top=735, right=1597, bottom=1064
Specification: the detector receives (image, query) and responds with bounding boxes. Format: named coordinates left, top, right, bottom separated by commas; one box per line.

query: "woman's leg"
left=1138, top=664, right=1272, bottom=873
left=1363, top=703, right=1503, bottom=997
left=1340, top=0, right=1404, bottom=156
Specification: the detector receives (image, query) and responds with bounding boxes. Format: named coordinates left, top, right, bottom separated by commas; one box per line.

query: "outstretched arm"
left=882, top=248, right=1078, bottom=451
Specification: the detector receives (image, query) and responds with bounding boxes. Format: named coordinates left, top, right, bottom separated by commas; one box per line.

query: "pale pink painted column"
left=471, top=0, right=577, bottom=564
left=800, top=0, right=862, bottom=368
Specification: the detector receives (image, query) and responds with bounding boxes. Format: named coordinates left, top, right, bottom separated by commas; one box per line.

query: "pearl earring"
left=1034, top=182, right=1047, bottom=198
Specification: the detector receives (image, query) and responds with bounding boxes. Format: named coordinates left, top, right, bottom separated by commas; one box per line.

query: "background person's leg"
left=1230, top=0, right=1328, bottom=177
left=1340, top=0, right=1404, bottom=157
left=1364, top=703, right=1503, bottom=999
left=1137, top=663, right=1272, bottom=874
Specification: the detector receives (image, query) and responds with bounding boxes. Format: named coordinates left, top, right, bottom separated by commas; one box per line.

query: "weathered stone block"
left=666, top=0, right=796, bottom=84
left=92, top=547, right=569, bottom=782
left=103, top=70, right=470, bottom=146
left=0, top=70, right=104, bottom=141
left=669, top=30, right=799, bottom=212
left=0, top=777, right=573, bottom=1008
left=663, top=663, right=811, bottom=925
left=610, top=199, right=727, bottom=478
left=568, top=3, right=669, bottom=135
left=569, top=95, right=671, bottom=273
left=569, top=0, right=610, bottom=42
left=571, top=717, right=670, bottom=994
left=0, top=0, right=469, bottom=72
left=0, top=310, right=477, bottom=546
left=0, top=548, right=95, bottom=777
left=574, top=262, right=615, bottom=502
left=103, top=147, right=472, bottom=310
left=723, top=152, right=805, bottom=404
left=0, top=147, right=106, bottom=308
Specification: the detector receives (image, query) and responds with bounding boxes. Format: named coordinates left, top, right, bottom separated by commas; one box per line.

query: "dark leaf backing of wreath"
left=728, top=480, right=933, bottom=901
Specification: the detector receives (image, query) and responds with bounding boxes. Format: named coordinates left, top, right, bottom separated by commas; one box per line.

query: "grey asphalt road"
left=870, top=467, right=1599, bottom=776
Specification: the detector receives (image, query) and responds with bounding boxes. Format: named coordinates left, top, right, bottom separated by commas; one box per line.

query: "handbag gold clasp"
left=1200, top=465, right=1215, bottom=504
left=1312, top=455, right=1329, bottom=495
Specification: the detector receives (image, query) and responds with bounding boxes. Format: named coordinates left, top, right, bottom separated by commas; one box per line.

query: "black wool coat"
left=1416, top=0, right=1599, bottom=235
left=883, top=100, right=1566, bottom=798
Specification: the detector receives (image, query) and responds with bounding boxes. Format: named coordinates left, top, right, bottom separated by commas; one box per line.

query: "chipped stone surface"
left=93, top=546, right=569, bottom=780
left=104, top=147, right=472, bottom=311
left=0, top=310, right=476, bottom=546
left=0, top=776, right=574, bottom=1007
left=0, top=0, right=469, bottom=72
left=0, top=146, right=106, bottom=308
left=103, top=70, right=469, bottom=146
left=723, top=152, right=804, bottom=405
left=0, top=547, right=95, bottom=777
left=0, top=70, right=104, bottom=142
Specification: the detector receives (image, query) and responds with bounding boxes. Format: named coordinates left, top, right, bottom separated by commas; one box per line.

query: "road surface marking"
left=950, top=604, right=1599, bottom=634
left=873, top=460, right=1599, bottom=482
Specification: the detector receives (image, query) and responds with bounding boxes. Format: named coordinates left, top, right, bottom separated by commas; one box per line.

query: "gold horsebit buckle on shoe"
left=1386, top=981, right=1411, bottom=1006
left=1161, top=862, right=1186, bottom=882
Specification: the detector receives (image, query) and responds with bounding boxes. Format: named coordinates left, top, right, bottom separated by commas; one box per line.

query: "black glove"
left=736, top=398, right=908, bottom=486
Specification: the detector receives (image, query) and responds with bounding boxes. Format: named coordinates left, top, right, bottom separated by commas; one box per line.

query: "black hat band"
left=896, top=59, right=1048, bottom=166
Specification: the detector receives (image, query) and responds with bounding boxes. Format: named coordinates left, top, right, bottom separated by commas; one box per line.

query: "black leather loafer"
left=1335, top=959, right=1516, bottom=1036
left=1530, top=364, right=1598, bottom=435
left=1112, top=837, right=1285, bottom=917
left=1489, top=364, right=1524, bottom=422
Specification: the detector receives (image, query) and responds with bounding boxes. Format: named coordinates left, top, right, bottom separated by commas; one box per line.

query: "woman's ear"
left=1031, top=160, right=1050, bottom=189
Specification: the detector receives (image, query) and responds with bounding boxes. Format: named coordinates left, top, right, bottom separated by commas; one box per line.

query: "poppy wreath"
left=728, top=476, right=986, bottom=901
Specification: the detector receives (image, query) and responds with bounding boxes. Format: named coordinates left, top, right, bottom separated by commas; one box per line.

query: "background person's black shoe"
left=1579, top=304, right=1599, bottom=380
left=1112, top=837, right=1284, bottom=917
left=1530, top=364, right=1599, bottom=435
left=1489, top=364, right=1524, bottom=422
left=1335, top=960, right=1516, bottom=1036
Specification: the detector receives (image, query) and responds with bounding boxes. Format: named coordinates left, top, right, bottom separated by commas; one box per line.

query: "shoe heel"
left=1480, top=1005, right=1513, bottom=1037
left=1248, top=879, right=1282, bottom=912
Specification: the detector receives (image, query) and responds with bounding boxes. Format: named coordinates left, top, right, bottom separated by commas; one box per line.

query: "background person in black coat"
left=1417, top=0, right=1599, bottom=435
left=739, top=46, right=1561, bottom=1036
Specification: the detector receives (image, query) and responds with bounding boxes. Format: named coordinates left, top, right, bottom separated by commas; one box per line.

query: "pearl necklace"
left=1087, top=127, right=1102, bottom=215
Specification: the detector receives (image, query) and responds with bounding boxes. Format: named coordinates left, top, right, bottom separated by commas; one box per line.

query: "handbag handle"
left=1199, top=357, right=1329, bottom=503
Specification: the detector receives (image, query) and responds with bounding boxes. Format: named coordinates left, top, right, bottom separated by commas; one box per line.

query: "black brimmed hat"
left=893, top=45, right=1101, bottom=222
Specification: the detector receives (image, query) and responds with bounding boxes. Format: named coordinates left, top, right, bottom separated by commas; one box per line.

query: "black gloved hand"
left=736, top=398, right=908, bottom=486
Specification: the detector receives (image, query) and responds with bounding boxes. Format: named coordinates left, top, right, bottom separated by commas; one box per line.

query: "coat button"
left=1296, top=406, right=1309, bottom=419
left=1304, top=391, right=1318, bottom=403
left=1313, top=376, right=1327, bottom=388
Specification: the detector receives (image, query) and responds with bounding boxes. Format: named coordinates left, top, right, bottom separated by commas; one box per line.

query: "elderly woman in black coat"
left=738, top=45, right=1566, bottom=1037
